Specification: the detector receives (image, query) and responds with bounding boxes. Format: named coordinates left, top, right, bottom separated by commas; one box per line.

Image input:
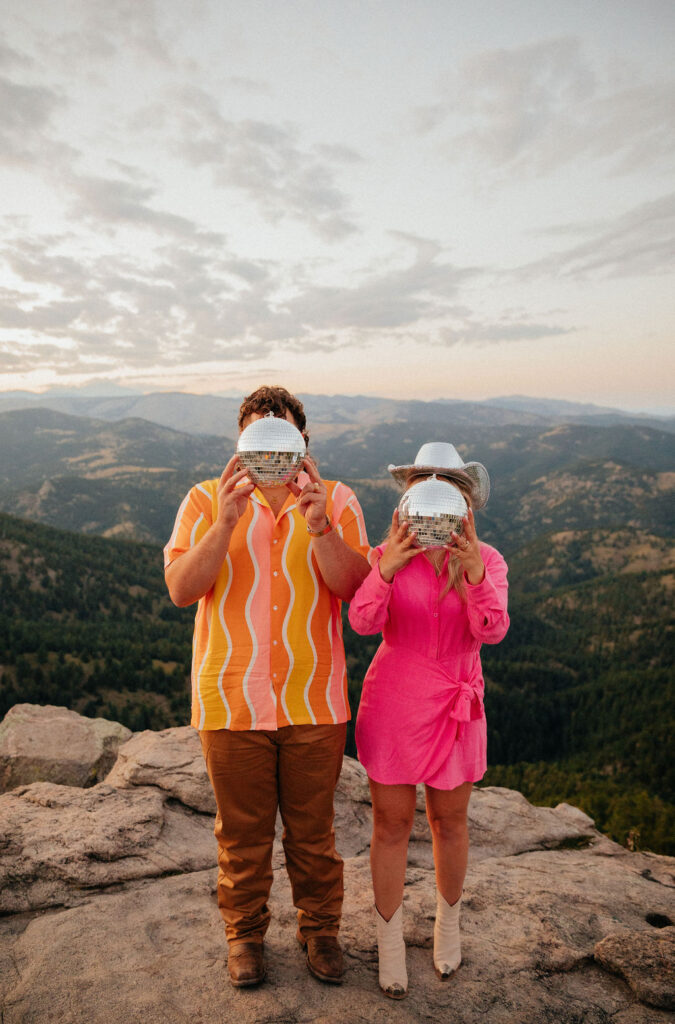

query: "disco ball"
left=398, top=475, right=468, bottom=548
left=236, top=412, right=307, bottom=485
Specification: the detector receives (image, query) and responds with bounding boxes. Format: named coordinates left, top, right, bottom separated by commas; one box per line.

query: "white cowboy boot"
left=434, top=893, right=461, bottom=980
left=375, top=904, right=407, bottom=998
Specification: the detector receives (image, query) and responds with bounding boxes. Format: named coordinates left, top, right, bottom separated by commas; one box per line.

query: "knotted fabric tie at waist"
left=446, top=677, right=484, bottom=739
left=383, top=643, right=484, bottom=730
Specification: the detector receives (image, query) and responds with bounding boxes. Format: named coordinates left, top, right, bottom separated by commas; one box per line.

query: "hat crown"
left=413, top=442, right=464, bottom=470
left=387, top=440, right=491, bottom=510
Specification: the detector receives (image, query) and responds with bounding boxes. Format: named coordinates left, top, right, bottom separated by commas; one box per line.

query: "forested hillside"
left=1, top=402, right=673, bottom=852
left=1, top=511, right=672, bottom=853
left=479, top=529, right=674, bottom=855
left=0, top=514, right=192, bottom=730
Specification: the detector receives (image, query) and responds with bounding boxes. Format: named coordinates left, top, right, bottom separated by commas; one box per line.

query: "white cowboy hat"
left=388, top=441, right=490, bottom=510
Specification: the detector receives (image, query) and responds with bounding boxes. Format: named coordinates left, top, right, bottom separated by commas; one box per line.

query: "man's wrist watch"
left=307, top=515, right=332, bottom=537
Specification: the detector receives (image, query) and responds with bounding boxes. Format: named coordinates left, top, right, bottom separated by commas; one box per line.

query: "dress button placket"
left=433, top=583, right=441, bottom=659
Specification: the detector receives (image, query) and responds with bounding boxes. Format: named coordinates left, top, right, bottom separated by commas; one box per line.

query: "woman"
left=348, top=442, right=509, bottom=998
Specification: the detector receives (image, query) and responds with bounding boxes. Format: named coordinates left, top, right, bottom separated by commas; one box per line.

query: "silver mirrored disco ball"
left=236, top=412, right=307, bottom=486
left=398, top=475, right=468, bottom=548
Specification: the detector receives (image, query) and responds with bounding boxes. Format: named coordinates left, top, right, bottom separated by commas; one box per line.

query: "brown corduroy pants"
left=199, top=722, right=347, bottom=947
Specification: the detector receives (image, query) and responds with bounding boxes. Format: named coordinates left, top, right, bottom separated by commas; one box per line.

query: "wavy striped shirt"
left=164, top=473, right=371, bottom=731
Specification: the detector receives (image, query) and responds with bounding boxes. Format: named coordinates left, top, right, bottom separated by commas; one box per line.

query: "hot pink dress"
left=349, top=543, right=509, bottom=790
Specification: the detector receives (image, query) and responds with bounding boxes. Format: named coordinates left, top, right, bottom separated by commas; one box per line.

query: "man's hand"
left=216, top=455, right=255, bottom=532
left=288, top=454, right=370, bottom=601
left=165, top=455, right=254, bottom=607
left=378, top=509, right=424, bottom=582
left=288, top=454, right=328, bottom=531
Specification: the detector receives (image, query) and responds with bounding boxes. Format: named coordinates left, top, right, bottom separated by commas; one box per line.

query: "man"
left=164, top=385, right=371, bottom=988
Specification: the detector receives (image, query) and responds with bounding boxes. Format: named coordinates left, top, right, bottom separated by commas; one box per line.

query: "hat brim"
left=387, top=462, right=490, bottom=510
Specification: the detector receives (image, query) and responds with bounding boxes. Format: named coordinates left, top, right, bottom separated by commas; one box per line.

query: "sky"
left=1, top=0, right=674, bottom=413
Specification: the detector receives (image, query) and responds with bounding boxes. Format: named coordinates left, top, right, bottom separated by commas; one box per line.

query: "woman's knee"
left=427, top=808, right=468, bottom=844
left=372, top=810, right=414, bottom=845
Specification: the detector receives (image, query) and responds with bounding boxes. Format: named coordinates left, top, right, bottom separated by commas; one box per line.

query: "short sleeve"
left=331, top=484, right=371, bottom=560
left=163, top=481, right=215, bottom=569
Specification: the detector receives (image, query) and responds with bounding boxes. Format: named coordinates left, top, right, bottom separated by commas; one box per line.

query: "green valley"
left=0, top=401, right=673, bottom=854
left=1, top=510, right=672, bottom=853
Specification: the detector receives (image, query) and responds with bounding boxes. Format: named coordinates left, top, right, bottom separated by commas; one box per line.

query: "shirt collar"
left=249, top=469, right=311, bottom=515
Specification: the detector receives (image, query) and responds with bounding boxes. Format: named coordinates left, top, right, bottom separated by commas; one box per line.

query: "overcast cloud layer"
left=0, top=0, right=673, bottom=410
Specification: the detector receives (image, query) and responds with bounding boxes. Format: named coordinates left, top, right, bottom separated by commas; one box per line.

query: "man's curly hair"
left=238, top=385, right=309, bottom=443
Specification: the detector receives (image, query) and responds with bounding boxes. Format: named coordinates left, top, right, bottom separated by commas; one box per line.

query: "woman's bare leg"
left=424, top=781, right=472, bottom=904
left=369, top=780, right=416, bottom=920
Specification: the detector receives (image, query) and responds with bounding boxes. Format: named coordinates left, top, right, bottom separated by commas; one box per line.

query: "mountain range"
left=0, top=404, right=671, bottom=554
left=0, top=388, right=673, bottom=437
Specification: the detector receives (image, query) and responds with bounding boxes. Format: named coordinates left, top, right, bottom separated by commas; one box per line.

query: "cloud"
left=0, top=297, right=100, bottom=331
left=281, top=238, right=474, bottom=336
left=3, top=236, right=92, bottom=294
left=138, top=86, right=359, bottom=240
left=315, top=143, right=363, bottom=165
left=0, top=44, right=31, bottom=70
left=0, top=226, right=490, bottom=374
left=0, top=341, right=80, bottom=369
left=521, top=192, right=675, bottom=279
left=2, top=15, right=359, bottom=244
left=1, top=214, right=578, bottom=380
left=0, top=74, right=71, bottom=166
left=415, top=36, right=675, bottom=176
left=440, top=320, right=573, bottom=345
left=69, top=173, right=226, bottom=244
left=0, top=70, right=227, bottom=247
left=225, top=76, right=272, bottom=96
left=0, top=227, right=283, bottom=373
left=48, top=0, right=175, bottom=67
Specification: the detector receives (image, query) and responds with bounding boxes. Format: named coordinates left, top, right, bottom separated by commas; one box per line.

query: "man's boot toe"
left=303, top=936, right=344, bottom=984
left=228, top=942, right=266, bottom=988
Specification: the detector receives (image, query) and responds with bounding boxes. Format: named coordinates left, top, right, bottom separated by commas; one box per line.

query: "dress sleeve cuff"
left=464, top=566, right=498, bottom=599
left=464, top=567, right=487, bottom=590
left=374, top=560, right=394, bottom=588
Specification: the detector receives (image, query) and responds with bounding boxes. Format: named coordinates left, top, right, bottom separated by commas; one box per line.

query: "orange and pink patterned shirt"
left=164, top=472, right=370, bottom=731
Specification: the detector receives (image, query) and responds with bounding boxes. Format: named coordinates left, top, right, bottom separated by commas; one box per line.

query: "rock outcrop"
left=0, top=706, right=673, bottom=1024
left=0, top=703, right=131, bottom=792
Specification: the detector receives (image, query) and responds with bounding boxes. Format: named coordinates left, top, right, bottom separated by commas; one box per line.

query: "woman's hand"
left=378, top=509, right=424, bottom=582
left=288, top=453, right=328, bottom=531
left=215, top=454, right=255, bottom=532
left=446, top=507, right=485, bottom=584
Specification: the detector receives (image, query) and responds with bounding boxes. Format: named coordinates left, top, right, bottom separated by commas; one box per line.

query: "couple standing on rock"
left=164, top=385, right=509, bottom=999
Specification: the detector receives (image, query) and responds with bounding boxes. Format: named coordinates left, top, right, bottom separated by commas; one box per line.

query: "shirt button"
left=273, top=673, right=277, bottom=678
left=273, top=539, right=278, bottom=544
left=273, top=570, right=278, bottom=576
left=433, top=612, right=438, bottom=617
left=273, top=640, right=278, bottom=646
left=273, top=605, right=278, bottom=611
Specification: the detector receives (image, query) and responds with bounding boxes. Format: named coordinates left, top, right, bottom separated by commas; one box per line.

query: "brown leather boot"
left=227, top=941, right=266, bottom=988
left=301, top=935, right=344, bottom=984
